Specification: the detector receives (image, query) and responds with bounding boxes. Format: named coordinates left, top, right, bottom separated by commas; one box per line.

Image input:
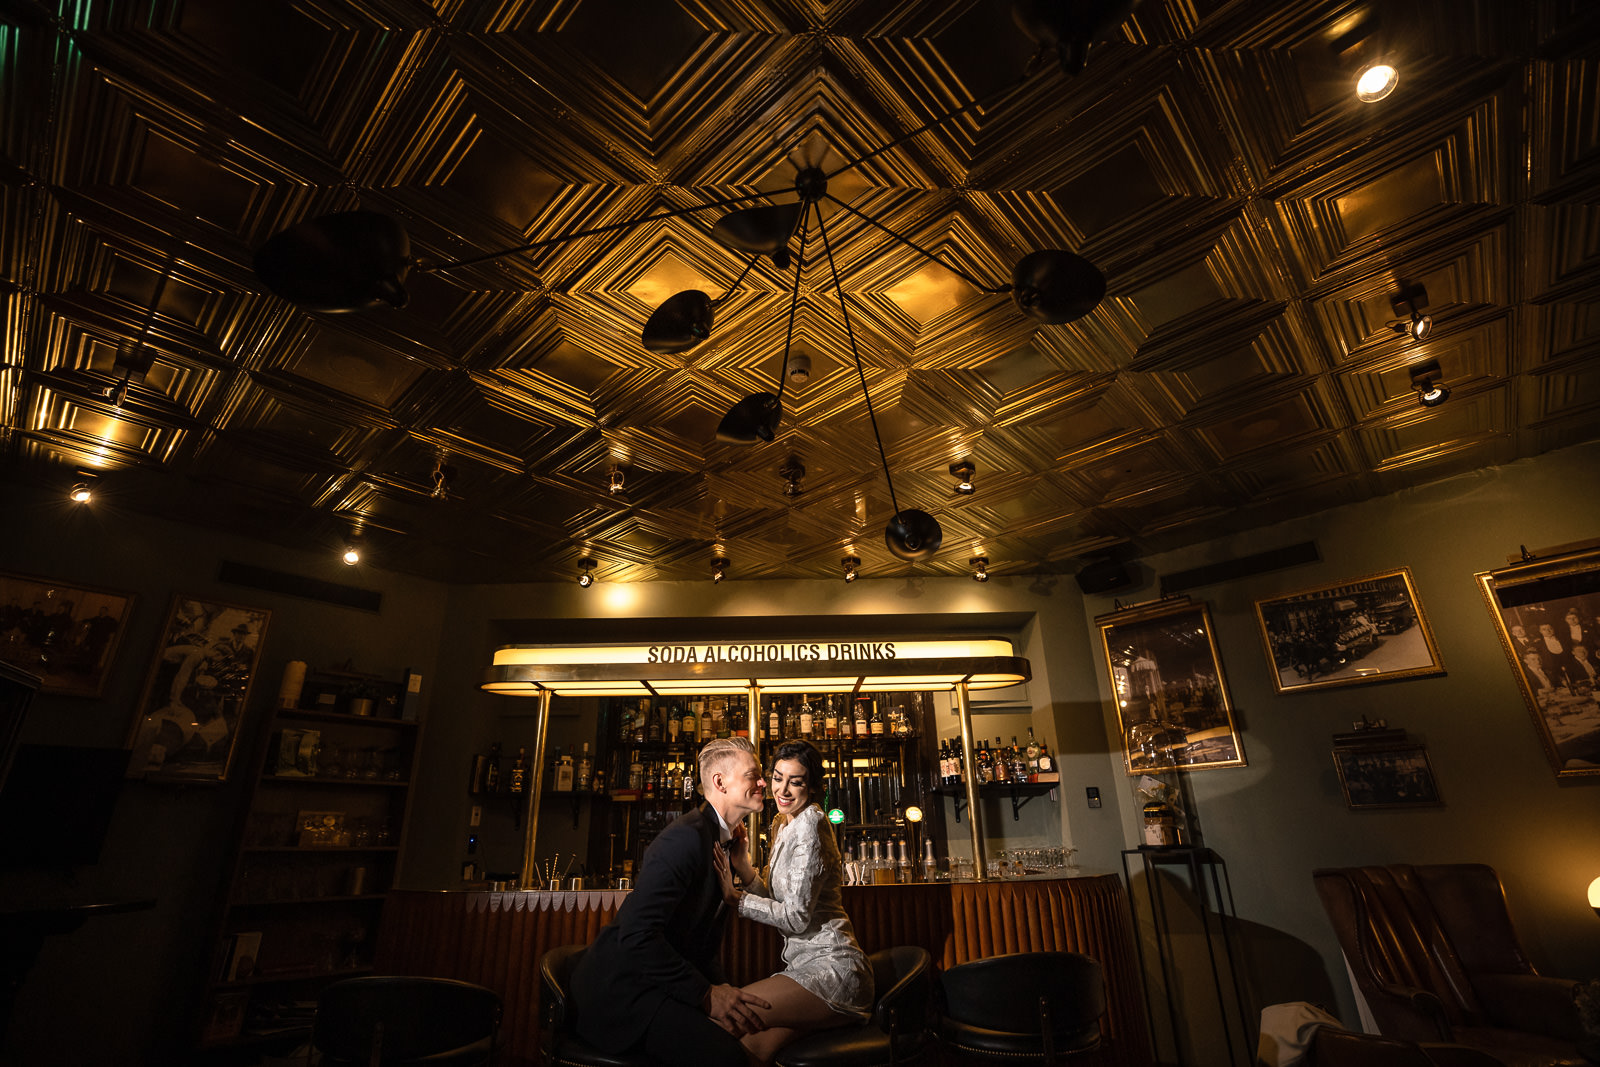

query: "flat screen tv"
left=0, top=744, right=131, bottom=869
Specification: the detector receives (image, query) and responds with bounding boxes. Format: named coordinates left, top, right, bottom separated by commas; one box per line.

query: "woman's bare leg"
left=737, top=975, right=853, bottom=1064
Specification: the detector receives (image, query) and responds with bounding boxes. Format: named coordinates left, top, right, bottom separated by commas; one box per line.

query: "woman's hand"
left=727, top=823, right=756, bottom=884
left=712, top=841, right=740, bottom=907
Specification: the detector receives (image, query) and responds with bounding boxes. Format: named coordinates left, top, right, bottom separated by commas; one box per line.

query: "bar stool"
left=539, top=944, right=654, bottom=1067
left=310, top=975, right=501, bottom=1066
left=937, top=951, right=1106, bottom=1065
left=773, top=945, right=933, bottom=1067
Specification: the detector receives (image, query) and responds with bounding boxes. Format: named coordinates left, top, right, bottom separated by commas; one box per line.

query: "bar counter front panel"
left=377, top=875, right=1152, bottom=1067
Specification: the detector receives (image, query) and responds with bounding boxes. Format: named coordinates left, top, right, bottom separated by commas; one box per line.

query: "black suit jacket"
left=571, top=802, right=730, bottom=1050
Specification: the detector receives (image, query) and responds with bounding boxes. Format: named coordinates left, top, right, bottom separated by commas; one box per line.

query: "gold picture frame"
left=1332, top=741, right=1442, bottom=809
left=0, top=570, right=136, bottom=698
left=1475, top=547, right=1600, bottom=778
left=1253, top=567, right=1445, bottom=694
left=1096, top=596, right=1246, bottom=775
left=125, top=595, right=270, bottom=783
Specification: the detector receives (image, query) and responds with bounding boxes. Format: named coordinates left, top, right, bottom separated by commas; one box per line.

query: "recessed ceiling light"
left=1356, top=62, right=1397, bottom=102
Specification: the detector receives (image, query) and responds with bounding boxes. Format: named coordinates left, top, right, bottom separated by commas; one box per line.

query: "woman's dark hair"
left=770, top=739, right=825, bottom=803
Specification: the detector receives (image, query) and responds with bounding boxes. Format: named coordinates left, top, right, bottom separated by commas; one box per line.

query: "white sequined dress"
left=738, top=804, right=873, bottom=1016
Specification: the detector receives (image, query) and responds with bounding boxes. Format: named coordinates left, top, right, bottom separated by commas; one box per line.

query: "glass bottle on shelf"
left=922, top=838, right=937, bottom=882
left=767, top=698, right=781, bottom=743
left=666, top=703, right=681, bottom=744
left=824, top=696, right=840, bottom=739
left=852, top=698, right=869, bottom=738
left=628, top=750, right=644, bottom=791
left=1026, top=728, right=1041, bottom=774
left=633, top=700, right=647, bottom=744
left=681, top=761, right=696, bottom=800
left=554, top=749, right=574, bottom=792
left=682, top=701, right=698, bottom=743
left=710, top=699, right=727, bottom=739
left=1010, top=738, right=1027, bottom=782
left=798, top=695, right=815, bottom=740
left=991, top=737, right=1009, bottom=782
left=869, top=699, right=885, bottom=737
left=576, top=742, right=593, bottom=791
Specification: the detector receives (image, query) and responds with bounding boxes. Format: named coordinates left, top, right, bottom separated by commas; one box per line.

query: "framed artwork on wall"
left=1475, top=546, right=1600, bottom=778
left=125, top=595, right=271, bottom=783
left=1096, top=596, right=1246, bottom=774
left=0, top=571, right=136, bottom=698
left=1253, top=567, right=1445, bottom=694
left=1332, top=741, right=1442, bottom=809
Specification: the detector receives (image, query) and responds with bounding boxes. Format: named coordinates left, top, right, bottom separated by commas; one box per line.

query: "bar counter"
left=377, top=874, right=1152, bottom=1067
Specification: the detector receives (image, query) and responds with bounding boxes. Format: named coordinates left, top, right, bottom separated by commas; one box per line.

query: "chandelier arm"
left=821, top=194, right=1008, bottom=294
left=714, top=253, right=764, bottom=303
left=815, top=207, right=901, bottom=520
left=823, top=71, right=1034, bottom=183
left=776, top=203, right=812, bottom=403
left=420, top=188, right=778, bottom=273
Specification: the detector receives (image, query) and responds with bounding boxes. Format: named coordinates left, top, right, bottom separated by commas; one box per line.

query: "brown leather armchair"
left=1312, top=864, right=1586, bottom=1067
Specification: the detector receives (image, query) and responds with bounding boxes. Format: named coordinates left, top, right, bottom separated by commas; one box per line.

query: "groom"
left=572, top=737, right=771, bottom=1066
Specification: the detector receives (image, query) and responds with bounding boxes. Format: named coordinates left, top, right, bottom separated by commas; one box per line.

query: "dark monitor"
left=0, top=745, right=131, bottom=870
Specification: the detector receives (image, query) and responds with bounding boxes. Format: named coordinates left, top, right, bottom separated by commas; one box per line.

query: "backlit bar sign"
left=492, top=639, right=1013, bottom=667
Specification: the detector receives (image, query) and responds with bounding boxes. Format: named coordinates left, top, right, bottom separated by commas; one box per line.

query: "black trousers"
left=638, top=996, right=747, bottom=1067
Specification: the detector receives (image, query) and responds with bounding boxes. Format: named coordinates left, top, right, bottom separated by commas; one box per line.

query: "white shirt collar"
left=710, top=803, right=732, bottom=843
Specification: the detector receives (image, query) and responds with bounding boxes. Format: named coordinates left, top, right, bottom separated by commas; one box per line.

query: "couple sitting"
left=571, top=737, right=871, bottom=1066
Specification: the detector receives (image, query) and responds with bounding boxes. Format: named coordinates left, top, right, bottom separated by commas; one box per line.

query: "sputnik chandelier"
left=252, top=2, right=1133, bottom=563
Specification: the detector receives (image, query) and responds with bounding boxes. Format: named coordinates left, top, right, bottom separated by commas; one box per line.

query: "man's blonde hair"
left=698, top=736, right=755, bottom=789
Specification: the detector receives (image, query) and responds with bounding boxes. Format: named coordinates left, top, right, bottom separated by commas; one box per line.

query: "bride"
left=713, top=739, right=874, bottom=1064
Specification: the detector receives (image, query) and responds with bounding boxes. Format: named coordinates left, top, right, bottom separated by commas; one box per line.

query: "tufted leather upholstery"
left=1309, top=1027, right=1517, bottom=1067
left=936, top=951, right=1105, bottom=1065
left=1312, top=864, right=1586, bottom=1067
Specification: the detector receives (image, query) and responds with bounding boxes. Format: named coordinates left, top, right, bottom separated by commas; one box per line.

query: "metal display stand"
left=1120, top=847, right=1252, bottom=1067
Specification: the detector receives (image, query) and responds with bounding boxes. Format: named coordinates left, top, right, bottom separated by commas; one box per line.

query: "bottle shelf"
left=275, top=708, right=418, bottom=730
left=934, top=781, right=1058, bottom=821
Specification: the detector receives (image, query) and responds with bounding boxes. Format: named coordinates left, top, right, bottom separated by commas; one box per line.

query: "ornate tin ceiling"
left=3, top=0, right=1598, bottom=584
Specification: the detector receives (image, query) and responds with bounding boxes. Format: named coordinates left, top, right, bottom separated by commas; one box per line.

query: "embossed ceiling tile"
left=1018, top=381, right=1146, bottom=468
left=1530, top=58, right=1600, bottom=201
left=33, top=313, right=222, bottom=422
left=496, top=480, right=604, bottom=536
left=1521, top=360, right=1600, bottom=429
left=270, top=322, right=431, bottom=408
left=1370, top=437, right=1516, bottom=497
left=1188, top=382, right=1341, bottom=465
left=1028, top=305, right=1144, bottom=376
left=1526, top=203, right=1600, bottom=302
left=1522, top=408, right=1600, bottom=456
left=1357, top=385, right=1511, bottom=473
left=1338, top=313, right=1513, bottom=421
left=1063, top=437, right=1193, bottom=506
left=1216, top=435, right=1363, bottom=500
left=214, top=381, right=391, bottom=470
left=1137, top=314, right=1320, bottom=421
left=367, top=434, right=529, bottom=505
left=1312, top=223, right=1514, bottom=361
left=188, top=436, right=333, bottom=500
left=1105, top=480, right=1236, bottom=539
left=22, top=385, right=187, bottom=467
left=1524, top=301, right=1600, bottom=371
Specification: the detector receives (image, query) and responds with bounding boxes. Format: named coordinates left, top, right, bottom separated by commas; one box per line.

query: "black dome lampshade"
left=254, top=210, right=413, bottom=312
left=885, top=508, right=943, bottom=562
left=712, top=202, right=804, bottom=258
left=1011, top=249, right=1107, bottom=324
left=642, top=289, right=714, bottom=354
left=715, top=392, right=782, bottom=445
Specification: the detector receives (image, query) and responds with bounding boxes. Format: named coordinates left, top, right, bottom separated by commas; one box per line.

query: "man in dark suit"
left=571, top=737, right=771, bottom=1066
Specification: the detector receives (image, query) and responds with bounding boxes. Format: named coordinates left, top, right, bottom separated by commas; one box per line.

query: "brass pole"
left=955, top=682, right=986, bottom=881
left=518, top=687, right=553, bottom=890
left=746, top=683, right=762, bottom=863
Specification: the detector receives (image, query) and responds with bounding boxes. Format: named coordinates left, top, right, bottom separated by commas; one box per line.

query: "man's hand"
left=705, top=982, right=770, bottom=1037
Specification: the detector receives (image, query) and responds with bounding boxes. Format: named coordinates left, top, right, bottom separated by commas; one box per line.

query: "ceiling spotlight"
left=342, top=539, right=362, bottom=566
left=1356, top=61, right=1398, bottom=102
left=842, top=556, right=861, bottom=584
left=711, top=557, right=728, bottom=584
left=1409, top=359, right=1450, bottom=408
left=971, top=556, right=991, bottom=583
left=780, top=455, right=805, bottom=497
left=608, top=467, right=626, bottom=495
left=1389, top=283, right=1431, bottom=341
left=430, top=456, right=456, bottom=500
left=950, top=460, right=976, bottom=496
left=69, top=474, right=94, bottom=503
left=577, top=559, right=596, bottom=588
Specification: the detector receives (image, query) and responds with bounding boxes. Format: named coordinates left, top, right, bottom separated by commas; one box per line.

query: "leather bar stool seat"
left=774, top=946, right=933, bottom=1067
left=311, top=975, right=501, bottom=1066
left=937, top=951, right=1106, bottom=1065
left=539, top=944, right=654, bottom=1067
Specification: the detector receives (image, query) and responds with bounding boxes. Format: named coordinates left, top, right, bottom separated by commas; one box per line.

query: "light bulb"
left=70, top=482, right=92, bottom=503
left=342, top=546, right=360, bottom=565
left=1356, top=62, right=1397, bottom=102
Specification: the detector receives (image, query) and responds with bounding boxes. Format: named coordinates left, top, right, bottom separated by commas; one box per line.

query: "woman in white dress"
left=713, top=739, right=874, bottom=1064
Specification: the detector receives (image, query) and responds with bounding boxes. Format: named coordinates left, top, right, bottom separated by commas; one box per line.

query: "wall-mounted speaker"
left=1076, top=559, right=1133, bottom=594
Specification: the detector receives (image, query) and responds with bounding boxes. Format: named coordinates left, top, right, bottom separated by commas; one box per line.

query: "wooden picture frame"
left=1253, top=567, right=1445, bottom=694
left=1096, top=597, right=1246, bottom=775
left=0, top=571, right=135, bottom=698
left=1333, top=742, right=1442, bottom=809
left=125, top=595, right=270, bottom=783
left=1475, top=546, right=1600, bottom=778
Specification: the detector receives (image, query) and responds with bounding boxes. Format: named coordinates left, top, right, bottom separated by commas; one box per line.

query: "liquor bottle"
left=645, top=701, right=661, bottom=744
left=1026, top=727, right=1041, bottom=774
left=682, top=701, right=698, bottom=743
left=853, top=698, right=869, bottom=738
left=943, top=740, right=957, bottom=785
left=576, top=742, right=593, bottom=791
left=798, top=695, right=815, bottom=740
left=633, top=700, right=647, bottom=744
left=628, top=750, right=644, bottom=791
left=509, top=746, right=529, bottom=793
left=667, top=703, right=681, bottom=744
left=1037, top=739, right=1054, bottom=773
left=682, top=761, right=696, bottom=800
left=869, top=699, right=885, bottom=736
left=617, top=701, right=633, bottom=744
left=896, top=838, right=913, bottom=884
left=991, top=737, right=1009, bottom=783
left=710, top=699, right=726, bottom=739
left=554, top=749, right=574, bottom=792
left=644, top=760, right=656, bottom=800
left=975, top=741, right=992, bottom=785
left=484, top=742, right=502, bottom=794
left=1010, top=737, right=1027, bottom=782
left=767, top=699, right=781, bottom=743
left=824, top=695, right=840, bottom=739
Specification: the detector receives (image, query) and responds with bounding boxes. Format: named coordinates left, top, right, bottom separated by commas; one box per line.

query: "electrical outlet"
left=470, top=804, right=482, bottom=826
left=1086, top=786, right=1102, bottom=809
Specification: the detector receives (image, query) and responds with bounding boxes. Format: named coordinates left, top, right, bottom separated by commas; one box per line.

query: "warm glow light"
left=1410, top=314, right=1432, bottom=340
left=493, top=639, right=1014, bottom=667
left=69, top=482, right=92, bottom=503
left=1588, top=875, right=1600, bottom=912
left=342, top=546, right=360, bottom=565
left=904, top=805, right=923, bottom=823
left=1356, top=62, right=1397, bottom=102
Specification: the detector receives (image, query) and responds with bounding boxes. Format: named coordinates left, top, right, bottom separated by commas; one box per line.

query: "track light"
left=577, top=560, right=596, bottom=588
left=950, top=461, right=975, bottom=496
left=842, top=556, right=861, bottom=584
left=971, top=556, right=990, bottom=583
left=1355, top=61, right=1397, bottom=102
left=1389, top=284, right=1431, bottom=342
left=69, top=473, right=95, bottom=503
left=609, top=467, right=626, bottom=495
left=1409, top=359, right=1450, bottom=408
left=342, top=537, right=362, bottom=566
left=430, top=456, right=455, bottom=500
left=711, top=557, right=728, bottom=583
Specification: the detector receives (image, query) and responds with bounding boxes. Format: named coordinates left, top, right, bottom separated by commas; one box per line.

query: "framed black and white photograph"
left=1476, top=547, right=1600, bottom=778
left=0, top=571, right=136, bottom=698
left=1253, top=567, right=1444, bottom=694
left=1097, top=596, right=1246, bottom=775
left=1333, top=742, right=1442, bottom=809
left=125, top=595, right=271, bottom=783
